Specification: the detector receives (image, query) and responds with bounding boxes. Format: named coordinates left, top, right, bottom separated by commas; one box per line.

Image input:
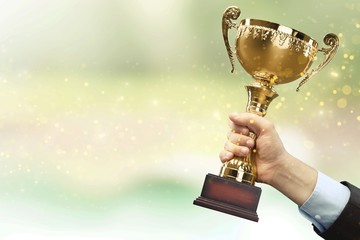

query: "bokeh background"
left=0, top=0, right=359, bottom=239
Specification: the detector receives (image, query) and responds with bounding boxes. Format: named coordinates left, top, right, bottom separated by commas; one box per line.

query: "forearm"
left=269, top=153, right=318, bottom=206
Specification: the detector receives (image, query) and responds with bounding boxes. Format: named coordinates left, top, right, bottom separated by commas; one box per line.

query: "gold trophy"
left=194, top=6, right=339, bottom=222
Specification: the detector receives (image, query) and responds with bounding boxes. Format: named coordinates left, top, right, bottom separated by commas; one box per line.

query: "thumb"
left=229, top=112, right=269, bottom=135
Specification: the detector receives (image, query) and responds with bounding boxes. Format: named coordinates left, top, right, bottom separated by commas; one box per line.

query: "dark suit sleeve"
left=313, top=182, right=360, bottom=240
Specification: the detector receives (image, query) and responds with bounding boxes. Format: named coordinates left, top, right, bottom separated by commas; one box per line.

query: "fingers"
left=224, top=140, right=251, bottom=156
left=228, top=121, right=250, bottom=135
left=228, top=112, right=272, bottom=135
left=220, top=112, right=272, bottom=164
left=219, top=149, right=233, bottom=163
left=227, top=130, right=254, bottom=149
left=219, top=130, right=255, bottom=163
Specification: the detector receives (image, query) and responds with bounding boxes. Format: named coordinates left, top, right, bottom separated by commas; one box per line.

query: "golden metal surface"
left=219, top=84, right=278, bottom=185
left=219, top=6, right=339, bottom=185
left=220, top=132, right=258, bottom=185
left=245, top=83, right=278, bottom=117
left=223, top=6, right=339, bottom=89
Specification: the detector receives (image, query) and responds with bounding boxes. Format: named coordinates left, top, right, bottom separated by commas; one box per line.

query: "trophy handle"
left=296, top=33, right=339, bottom=91
left=222, top=6, right=241, bottom=73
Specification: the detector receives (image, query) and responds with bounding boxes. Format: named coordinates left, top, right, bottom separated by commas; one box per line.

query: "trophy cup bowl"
left=194, top=6, right=339, bottom=222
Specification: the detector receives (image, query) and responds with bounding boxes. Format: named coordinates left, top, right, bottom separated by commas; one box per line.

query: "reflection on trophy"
left=194, top=6, right=339, bottom=222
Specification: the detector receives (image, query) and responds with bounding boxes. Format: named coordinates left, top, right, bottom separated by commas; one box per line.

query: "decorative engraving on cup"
left=279, top=32, right=288, bottom=46
left=253, top=28, right=261, bottom=39
left=238, top=25, right=318, bottom=59
left=261, top=29, right=270, bottom=41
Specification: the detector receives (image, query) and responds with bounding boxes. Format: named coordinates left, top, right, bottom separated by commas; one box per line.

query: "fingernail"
left=240, top=147, right=249, bottom=154
left=246, top=139, right=254, bottom=148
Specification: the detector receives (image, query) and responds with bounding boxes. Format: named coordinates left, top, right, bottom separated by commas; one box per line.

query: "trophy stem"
left=219, top=82, right=278, bottom=185
left=244, top=82, right=278, bottom=117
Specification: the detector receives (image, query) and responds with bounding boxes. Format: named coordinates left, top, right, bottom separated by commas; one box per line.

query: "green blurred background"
left=0, top=0, right=359, bottom=239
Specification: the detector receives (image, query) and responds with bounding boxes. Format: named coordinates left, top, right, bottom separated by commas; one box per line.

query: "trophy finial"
left=222, top=6, right=241, bottom=73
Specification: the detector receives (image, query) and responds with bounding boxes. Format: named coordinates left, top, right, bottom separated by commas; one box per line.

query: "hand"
left=219, top=112, right=317, bottom=205
left=219, top=112, right=288, bottom=185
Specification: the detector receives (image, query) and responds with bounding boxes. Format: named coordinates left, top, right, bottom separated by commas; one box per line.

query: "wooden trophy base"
left=193, top=173, right=261, bottom=222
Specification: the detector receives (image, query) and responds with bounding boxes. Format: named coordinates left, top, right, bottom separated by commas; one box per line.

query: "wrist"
left=266, top=151, right=294, bottom=186
left=258, top=150, right=292, bottom=186
left=267, top=153, right=318, bottom=206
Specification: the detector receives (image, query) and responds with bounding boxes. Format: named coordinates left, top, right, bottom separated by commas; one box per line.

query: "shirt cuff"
left=298, top=171, right=350, bottom=233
